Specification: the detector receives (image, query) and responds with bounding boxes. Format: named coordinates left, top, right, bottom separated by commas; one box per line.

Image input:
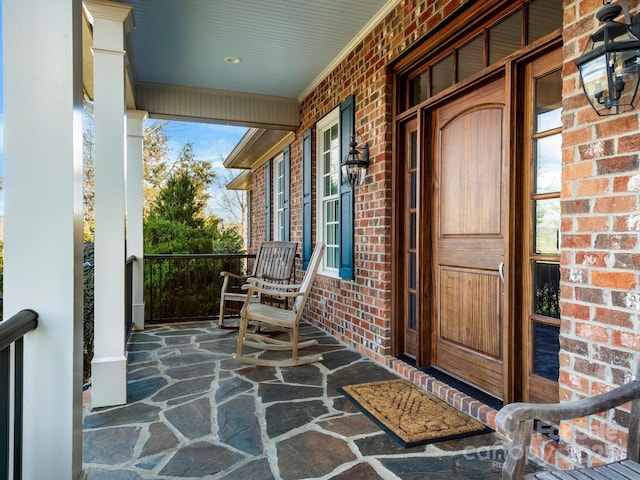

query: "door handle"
left=498, top=262, right=505, bottom=284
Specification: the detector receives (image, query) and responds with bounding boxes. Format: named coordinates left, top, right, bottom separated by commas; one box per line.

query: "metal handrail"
left=144, top=253, right=256, bottom=323
left=125, top=256, right=136, bottom=341
left=0, top=309, right=38, bottom=351
left=0, top=309, right=38, bottom=480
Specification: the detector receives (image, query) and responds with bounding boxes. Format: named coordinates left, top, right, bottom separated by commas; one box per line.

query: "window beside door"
left=316, top=107, right=341, bottom=276
left=273, top=153, right=285, bottom=241
left=524, top=54, right=562, bottom=403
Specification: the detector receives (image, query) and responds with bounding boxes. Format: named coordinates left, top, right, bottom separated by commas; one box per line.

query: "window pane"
left=535, top=134, right=562, bottom=194
left=409, top=173, right=416, bottom=209
left=528, top=0, right=562, bottom=44
left=489, top=9, right=522, bottom=65
left=409, top=213, right=416, bottom=249
left=409, top=132, right=417, bottom=169
left=408, top=292, right=416, bottom=330
left=533, top=321, right=560, bottom=381
left=533, top=262, right=560, bottom=318
left=536, top=70, right=562, bottom=132
left=431, top=54, right=453, bottom=96
left=278, top=212, right=284, bottom=239
left=324, top=129, right=331, bottom=152
left=535, top=198, right=560, bottom=255
left=457, top=35, right=485, bottom=82
left=410, top=71, right=429, bottom=107
left=409, top=252, right=416, bottom=290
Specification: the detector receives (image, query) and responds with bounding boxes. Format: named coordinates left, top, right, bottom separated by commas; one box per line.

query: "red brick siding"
left=560, top=0, right=640, bottom=469
left=243, top=0, right=640, bottom=470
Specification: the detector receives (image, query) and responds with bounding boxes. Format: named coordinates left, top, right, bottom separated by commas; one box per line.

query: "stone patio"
left=82, top=321, right=544, bottom=479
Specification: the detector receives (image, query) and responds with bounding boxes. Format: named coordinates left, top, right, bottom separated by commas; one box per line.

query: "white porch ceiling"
left=122, top=0, right=396, bottom=102
left=86, top=0, right=400, bottom=174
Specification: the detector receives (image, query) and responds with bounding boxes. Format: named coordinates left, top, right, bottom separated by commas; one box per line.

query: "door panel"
left=432, top=77, right=508, bottom=399
left=439, top=267, right=501, bottom=357
left=440, top=108, right=503, bottom=236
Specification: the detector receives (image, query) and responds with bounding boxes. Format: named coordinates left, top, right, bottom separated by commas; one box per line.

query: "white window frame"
left=273, top=153, right=285, bottom=241
left=316, top=107, right=340, bottom=277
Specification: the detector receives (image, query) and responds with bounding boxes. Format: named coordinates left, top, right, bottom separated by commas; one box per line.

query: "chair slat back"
left=293, top=243, right=325, bottom=315
left=252, top=241, right=297, bottom=282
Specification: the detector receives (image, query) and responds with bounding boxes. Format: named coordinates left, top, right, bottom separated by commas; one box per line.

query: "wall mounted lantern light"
left=341, top=134, right=369, bottom=188
left=575, top=0, right=640, bottom=115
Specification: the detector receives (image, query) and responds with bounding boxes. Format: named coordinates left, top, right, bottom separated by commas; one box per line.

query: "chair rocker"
left=218, top=241, right=297, bottom=328
left=233, top=242, right=325, bottom=367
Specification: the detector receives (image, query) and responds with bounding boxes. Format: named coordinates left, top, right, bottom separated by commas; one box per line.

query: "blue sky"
left=0, top=6, right=248, bottom=221
left=158, top=120, right=248, bottom=223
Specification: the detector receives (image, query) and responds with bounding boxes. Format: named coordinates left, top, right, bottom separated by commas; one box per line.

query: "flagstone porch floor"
left=82, top=321, right=544, bottom=479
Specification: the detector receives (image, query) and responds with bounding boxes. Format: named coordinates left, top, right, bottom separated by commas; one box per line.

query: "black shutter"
left=339, top=95, right=355, bottom=280
left=283, top=145, right=291, bottom=242
left=302, top=129, right=312, bottom=269
left=264, top=160, right=271, bottom=242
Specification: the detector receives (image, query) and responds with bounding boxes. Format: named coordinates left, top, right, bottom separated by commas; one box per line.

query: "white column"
left=4, top=1, right=83, bottom=478
left=85, top=0, right=134, bottom=408
left=127, top=110, right=147, bottom=331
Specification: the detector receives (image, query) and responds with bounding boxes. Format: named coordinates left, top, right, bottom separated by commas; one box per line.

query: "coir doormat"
left=339, top=379, right=492, bottom=447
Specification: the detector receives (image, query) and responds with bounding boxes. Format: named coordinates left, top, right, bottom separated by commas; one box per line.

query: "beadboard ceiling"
left=122, top=0, right=398, bottom=101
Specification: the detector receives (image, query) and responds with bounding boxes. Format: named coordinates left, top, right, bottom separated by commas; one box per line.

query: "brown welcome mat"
left=339, top=379, right=492, bottom=447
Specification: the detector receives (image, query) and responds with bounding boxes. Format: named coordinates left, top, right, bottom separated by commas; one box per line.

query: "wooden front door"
left=431, top=77, right=509, bottom=399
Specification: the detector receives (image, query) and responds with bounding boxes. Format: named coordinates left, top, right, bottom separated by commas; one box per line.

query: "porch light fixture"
left=575, top=0, right=640, bottom=115
left=341, top=134, right=369, bottom=188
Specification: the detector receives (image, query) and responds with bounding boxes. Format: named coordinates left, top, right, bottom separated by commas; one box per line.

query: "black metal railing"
left=0, top=309, right=38, bottom=480
left=125, top=256, right=135, bottom=341
left=144, top=254, right=255, bottom=323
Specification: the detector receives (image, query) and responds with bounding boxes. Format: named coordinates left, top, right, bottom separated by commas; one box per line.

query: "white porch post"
left=3, top=0, right=84, bottom=478
left=85, top=0, right=134, bottom=408
left=127, top=110, right=147, bottom=331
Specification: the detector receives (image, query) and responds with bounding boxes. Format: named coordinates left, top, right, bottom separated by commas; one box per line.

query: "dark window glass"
left=533, top=262, right=560, bottom=318
left=410, top=173, right=416, bottom=209
left=431, top=54, right=453, bottom=96
left=536, top=70, right=562, bottom=132
left=533, top=321, right=560, bottom=381
left=457, top=35, right=485, bottom=82
left=409, top=292, right=416, bottom=329
left=409, top=131, right=417, bottom=169
left=410, top=71, right=429, bottom=107
left=528, top=0, right=562, bottom=44
left=489, top=9, right=522, bottom=65
left=409, top=212, right=416, bottom=249
left=409, top=252, right=416, bottom=290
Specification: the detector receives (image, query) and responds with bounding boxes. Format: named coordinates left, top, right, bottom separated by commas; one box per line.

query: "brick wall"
left=560, top=0, right=640, bottom=469
left=249, top=164, right=267, bottom=255
left=288, top=0, right=471, bottom=360
left=244, top=0, right=640, bottom=469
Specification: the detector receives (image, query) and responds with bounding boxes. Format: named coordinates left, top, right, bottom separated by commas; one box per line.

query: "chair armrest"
left=497, top=380, right=640, bottom=434
left=220, top=271, right=250, bottom=280
left=497, top=379, right=640, bottom=480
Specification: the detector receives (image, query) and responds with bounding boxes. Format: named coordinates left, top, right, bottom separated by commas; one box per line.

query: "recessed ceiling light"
left=224, top=56, right=242, bottom=65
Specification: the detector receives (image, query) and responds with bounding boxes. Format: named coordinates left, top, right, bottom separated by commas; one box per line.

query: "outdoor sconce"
left=341, top=134, right=369, bottom=188
left=575, top=0, right=640, bottom=115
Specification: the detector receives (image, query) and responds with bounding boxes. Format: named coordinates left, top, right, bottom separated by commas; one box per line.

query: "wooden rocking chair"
left=233, top=242, right=325, bottom=367
left=218, top=241, right=297, bottom=328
